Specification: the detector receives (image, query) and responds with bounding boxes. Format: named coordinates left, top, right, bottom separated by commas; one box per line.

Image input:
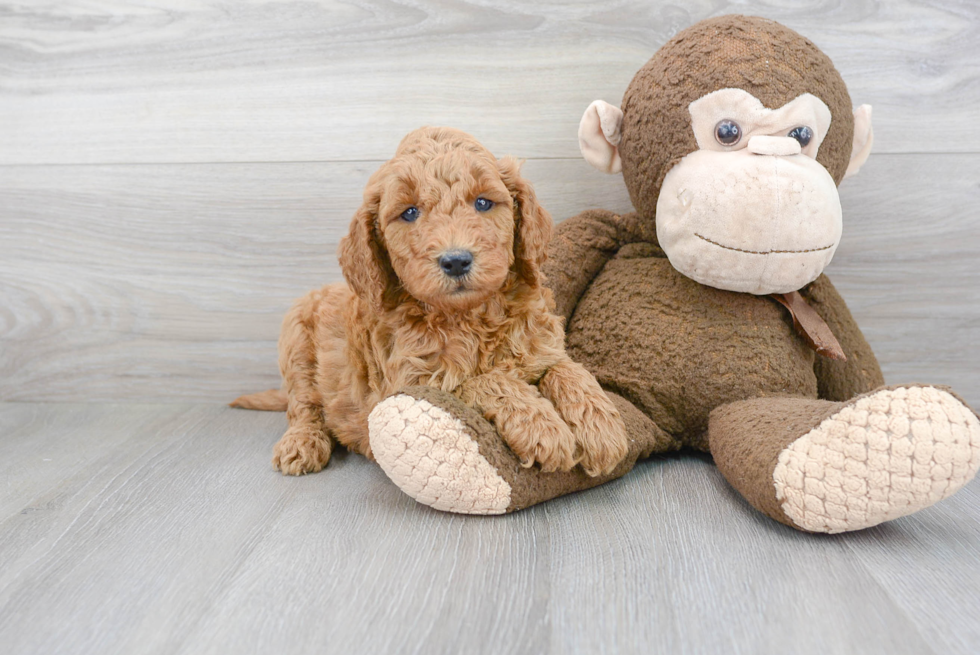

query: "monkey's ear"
left=578, top=100, right=623, bottom=174
left=844, top=105, right=874, bottom=179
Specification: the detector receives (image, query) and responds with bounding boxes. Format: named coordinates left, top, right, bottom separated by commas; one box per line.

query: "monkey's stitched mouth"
left=695, top=233, right=834, bottom=255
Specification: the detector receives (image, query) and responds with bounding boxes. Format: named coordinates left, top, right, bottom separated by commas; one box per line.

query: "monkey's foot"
left=368, top=387, right=632, bottom=514
left=773, top=386, right=980, bottom=533
left=710, top=386, right=980, bottom=533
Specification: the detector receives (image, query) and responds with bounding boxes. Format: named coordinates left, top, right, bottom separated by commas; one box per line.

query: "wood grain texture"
left=829, top=152, right=980, bottom=398
left=2, top=154, right=977, bottom=404
left=1, top=403, right=978, bottom=655
left=0, top=157, right=632, bottom=402
left=3, top=3, right=978, bottom=653
left=0, top=0, right=978, bottom=164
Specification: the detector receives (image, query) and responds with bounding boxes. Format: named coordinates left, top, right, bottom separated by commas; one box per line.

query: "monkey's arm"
left=543, top=209, right=646, bottom=322
left=803, top=274, right=885, bottom=401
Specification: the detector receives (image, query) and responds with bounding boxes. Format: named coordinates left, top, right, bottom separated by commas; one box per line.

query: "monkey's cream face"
left=656, top=89, right=842, bottom=295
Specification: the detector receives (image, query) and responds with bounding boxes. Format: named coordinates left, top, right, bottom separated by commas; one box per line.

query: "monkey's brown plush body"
left=554, top=221, right=879, bottom=451
left=367, top=16, right=980, bottom=532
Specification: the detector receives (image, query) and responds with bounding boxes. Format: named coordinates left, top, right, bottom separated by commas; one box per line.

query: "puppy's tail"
left=229, top=388, right=287, bottom=411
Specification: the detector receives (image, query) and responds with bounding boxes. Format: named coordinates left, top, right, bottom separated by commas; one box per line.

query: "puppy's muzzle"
left=439, top=250, right=473, bottom=278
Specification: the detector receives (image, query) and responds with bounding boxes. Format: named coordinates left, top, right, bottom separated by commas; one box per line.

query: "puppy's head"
left=339, top=127, right=551, bottom=312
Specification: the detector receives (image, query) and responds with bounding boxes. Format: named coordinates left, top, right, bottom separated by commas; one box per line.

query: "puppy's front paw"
left=572, top=395, right=629, bottom=477
left=273, top=426, right=332, bottom=475
left=499, top=405, right=579, bottom=474
left=539, top=361, right=630, bottom=477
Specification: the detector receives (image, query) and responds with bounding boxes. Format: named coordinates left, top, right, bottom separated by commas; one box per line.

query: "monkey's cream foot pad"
left=369, top=392, right=513, bottom=514
left=773, top=386, right=980, bottom=533
left=369, top=387, right=623, bottom=514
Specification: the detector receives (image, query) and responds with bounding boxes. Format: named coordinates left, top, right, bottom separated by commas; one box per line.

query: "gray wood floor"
left=2, top=1, right=980, bottom=654
left=2, top=403, right=979, bottom=655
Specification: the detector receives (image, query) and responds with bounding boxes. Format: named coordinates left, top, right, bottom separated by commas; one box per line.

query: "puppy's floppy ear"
left=497, top=156, right=552, bottom=288
left=338, top=185, right=397, bottom=311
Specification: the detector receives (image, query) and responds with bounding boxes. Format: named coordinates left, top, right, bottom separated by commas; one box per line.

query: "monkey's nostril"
left=438, top=250, right=474, bottom=278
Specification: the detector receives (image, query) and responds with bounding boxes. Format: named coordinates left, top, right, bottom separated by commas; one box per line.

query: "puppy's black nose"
left=439, top=250, right=473, bottom=278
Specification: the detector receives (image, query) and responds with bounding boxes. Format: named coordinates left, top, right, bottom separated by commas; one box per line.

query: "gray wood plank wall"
left=2, top=0, right=979, bottom=405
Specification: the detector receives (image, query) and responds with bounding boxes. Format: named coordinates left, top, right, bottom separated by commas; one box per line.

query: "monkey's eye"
left=714, top=119, right=742, bottom=146
left=788, top=126, right=813, bottom=147
left=474, top=197, right=494, bottom=212
left=400, top=206, right=420, bottom=222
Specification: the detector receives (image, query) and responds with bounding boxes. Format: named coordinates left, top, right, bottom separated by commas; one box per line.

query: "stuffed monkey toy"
left=366, top=15, right=980, bottom=533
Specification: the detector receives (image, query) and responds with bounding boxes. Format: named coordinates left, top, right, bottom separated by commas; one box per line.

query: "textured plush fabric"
left=802, top=275, right=885, bottom=400
left=655, top=146, right=843, bottom=293
left=772, top=385, right=980, bottom=533
left=619, top=15, right=854, bottom=223
left=845, top=104, right=875, bottom=178
left=367, top=15, right=980, bottom=531
left=559, top=15, right=884, bottom=454
left=368, top=391, right=513, bottom=514
left=708, top=385, right=980, bottom=533
left=544, top=208, right=624, bottom=322
left=579, top=100, right=624, bottom=174
left=565, top=249, right=824, bottom=449
left=709, top=395, right=845, bottom=530
left=686, top=89, right=832, bottom=157
left=369, top=386, right=679, bottom=513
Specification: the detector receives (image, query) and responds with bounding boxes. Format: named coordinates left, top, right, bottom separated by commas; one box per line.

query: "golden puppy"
left=233, top=127, right=627, bottom=477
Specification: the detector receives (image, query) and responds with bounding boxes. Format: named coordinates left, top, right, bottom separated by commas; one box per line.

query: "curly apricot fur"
left=267, top=127, right=627, bottom=476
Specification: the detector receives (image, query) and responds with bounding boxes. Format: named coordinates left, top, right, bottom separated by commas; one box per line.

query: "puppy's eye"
left=400, top=206, right=420, bottom=222
left=474, top=197, right=494, bottom=212
left=788, top=126, right=813, bottom=147
left=714, top=119, right=741, bottom=146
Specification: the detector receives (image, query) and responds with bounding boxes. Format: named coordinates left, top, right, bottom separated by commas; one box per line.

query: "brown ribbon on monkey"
left=771, top=291, right=847, bottom=361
